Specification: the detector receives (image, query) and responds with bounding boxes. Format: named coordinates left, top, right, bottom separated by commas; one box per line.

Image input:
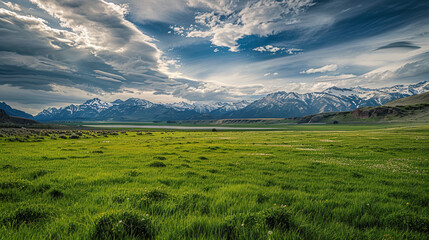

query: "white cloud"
left=263, top=72, right=279, bottom=77
left=185, top=0, right=314, bottom=52
left=2, top=1, right=21, bottom=11
left=253, top=45, right=285, bottom=53
left=109, top=0, right=188, bottom=23
left=253, top=46, right=302, bottom=54
left=28, top=0, right=172, bottom=80
left=300, top=64, right=338, bottom=74
left=0, top=51, right=73, bottom=73
left=186, top=0, right=237, bottom=14
left=170, top=79, right=266, bottom=101
left=286, top=48, right=302, bottom=54
left=170, top=25, right=185, bottom=36
left=94, top=70, right=126, bottom=81
left=315, top=74, right=357, bottom=82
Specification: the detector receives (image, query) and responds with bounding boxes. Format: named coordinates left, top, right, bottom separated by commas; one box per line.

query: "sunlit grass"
left=0, top=125, right=428, bottom=239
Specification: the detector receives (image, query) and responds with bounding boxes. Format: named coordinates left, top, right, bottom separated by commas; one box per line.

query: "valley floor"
left=0, top=124, right=428, bottom=239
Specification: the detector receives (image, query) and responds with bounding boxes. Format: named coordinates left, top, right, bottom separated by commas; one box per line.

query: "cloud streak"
left=2, top=1, right=22, bottom=11
left=300, top=64, right=338, bottom=74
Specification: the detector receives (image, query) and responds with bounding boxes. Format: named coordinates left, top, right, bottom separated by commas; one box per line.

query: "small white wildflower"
left=268, top=230, right=273, bottom=235
left=127, top=198, right=130, bottom=200
left=119, top=220, right=123, bottom=224
left=241, top=223, right=244, bottom=227
left=141, top=218, right=145, bottom=221
left=146, top=214, right=149, bottom=217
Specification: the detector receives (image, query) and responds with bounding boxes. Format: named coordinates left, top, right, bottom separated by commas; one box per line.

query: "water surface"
left=83, top=125, right=278, bottom=130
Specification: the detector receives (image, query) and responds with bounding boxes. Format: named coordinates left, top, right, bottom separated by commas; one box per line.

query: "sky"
left=0, top=0, right=428, bottom=114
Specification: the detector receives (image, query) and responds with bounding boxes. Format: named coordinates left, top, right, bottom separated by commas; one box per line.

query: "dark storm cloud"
left=0, top=7, right=125, bottom=91
left=376, top=41, right=421, bottom=51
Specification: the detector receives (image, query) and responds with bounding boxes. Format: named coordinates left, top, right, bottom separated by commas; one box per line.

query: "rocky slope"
left=0, top=109, right=38, bottom=125
left=0, top=102, right=34, bottom=119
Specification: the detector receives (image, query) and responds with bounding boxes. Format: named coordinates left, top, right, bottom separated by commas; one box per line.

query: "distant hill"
left=297, top=92, right=429, bottom=123
left=0, top=109, right=39, bottom=125
left=0, top=102, right=34, bottom=119
left=383, top=92, right=429, bottom=107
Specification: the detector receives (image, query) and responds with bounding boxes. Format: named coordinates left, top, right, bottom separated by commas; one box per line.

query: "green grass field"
left=0, top=124, right=428, bottom=239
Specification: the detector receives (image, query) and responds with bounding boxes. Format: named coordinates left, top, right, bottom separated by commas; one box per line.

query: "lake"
left=83, top=124, right=278, bottom=130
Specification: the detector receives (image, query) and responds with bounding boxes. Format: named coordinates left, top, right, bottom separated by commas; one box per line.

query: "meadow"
left=0, top=124, right=428, bottom=239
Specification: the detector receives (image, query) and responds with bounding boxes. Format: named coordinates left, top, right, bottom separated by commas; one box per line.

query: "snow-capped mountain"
left=32, top=81, right=428, bottom=121
left=209, top=101, right=251, bottom=115
left=119, top=98, right=153, bottom=108
left=166, top=101, right=250, bottom=114
left=323, top=81, right=429, bottom=102
left=229, top=81, right=429, bottom=118
left=379, top=81, right=429, bottom=95
left=35, top=98, right=112, bottom=121
left=36, top=107, right=62, bottom=119
left=165, top=102, right=195, bottom=111
left=228, top=92, right=358, bottom=118
left=80, top=98, right=112, bottom=112
left=34, top=98, right=248, bottom=121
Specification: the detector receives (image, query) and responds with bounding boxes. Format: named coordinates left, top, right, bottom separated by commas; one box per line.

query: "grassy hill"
left=0, top=109, right=38, bottom=126
left=298, top=92, right=429, bottom=124
left=383, top=92, right=429, bottom=107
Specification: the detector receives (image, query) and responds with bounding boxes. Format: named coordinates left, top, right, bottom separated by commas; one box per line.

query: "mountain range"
left=227, top=81, right=429, bottom=118
left=297, top=91, right=429, bottom=124
left=1, top=81, right=428, bottom=122
left=34, top=98, right=251, bottom=121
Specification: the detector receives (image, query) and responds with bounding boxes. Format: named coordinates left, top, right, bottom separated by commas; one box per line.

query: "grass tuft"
left=263, top=206, right=294, bottom=230
left=4, top=207, right=50, bottom=227
left=28, top=170, right=49, bottom=180
left=148, top=161, right=166, bottom=167
left=48, top=189, right=64, bottom=199
left=91, top=212, right=155, bottom=239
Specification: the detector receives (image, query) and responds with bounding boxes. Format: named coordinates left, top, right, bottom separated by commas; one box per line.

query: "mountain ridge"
left=0, top=102, right=34, bottom=119
left=2, top=81, right=428, bottom=122
left=0, top=109, right=38, bottom=125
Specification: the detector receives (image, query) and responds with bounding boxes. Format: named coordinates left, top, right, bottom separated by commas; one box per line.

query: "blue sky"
left=0, top=0, right=428, bottom=114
